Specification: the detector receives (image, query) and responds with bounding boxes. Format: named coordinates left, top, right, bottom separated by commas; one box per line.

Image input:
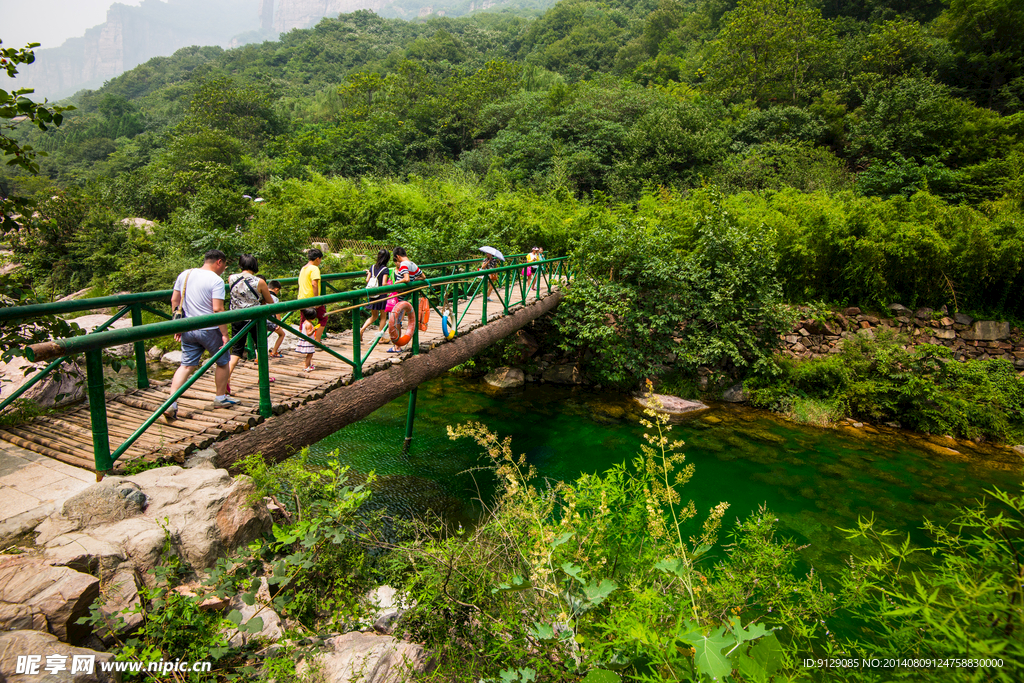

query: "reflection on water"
left=309, top=375, right=1023, bottom=572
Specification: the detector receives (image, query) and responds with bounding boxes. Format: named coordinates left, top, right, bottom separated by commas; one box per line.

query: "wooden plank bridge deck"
left=0, top=284, right=558, bottom=474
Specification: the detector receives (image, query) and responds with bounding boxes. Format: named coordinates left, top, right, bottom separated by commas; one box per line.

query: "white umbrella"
left=479, top=246, right=505, bottom=261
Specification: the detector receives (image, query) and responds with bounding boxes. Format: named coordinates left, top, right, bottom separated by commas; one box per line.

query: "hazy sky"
left=1, top=0, right=145, bottom=51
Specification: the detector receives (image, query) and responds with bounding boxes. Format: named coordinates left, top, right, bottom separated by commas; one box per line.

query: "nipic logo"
left=16, top=654, right=95, bottom=675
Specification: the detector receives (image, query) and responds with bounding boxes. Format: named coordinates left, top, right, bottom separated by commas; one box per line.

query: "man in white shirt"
left=164, top=249, right=235, bottom=421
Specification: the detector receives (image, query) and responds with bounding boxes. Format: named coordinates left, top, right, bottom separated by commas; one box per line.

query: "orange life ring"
left=388, top=300, right=416, bottom=347
left=418, top=296, right=430, bottom=332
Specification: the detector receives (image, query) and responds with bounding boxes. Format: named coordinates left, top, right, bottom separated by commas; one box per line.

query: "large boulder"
left=35, top=467, right=271, bottom=583
left=0, top=630, right=118, bottom=682
left=483, top=367, right=524, bottom=390
left=0, top=602, right=47, bottom=632
left=297, top=632, right=435, bottom=683
left=224, top=579, right=284, bottom=647
left=0, top=356, right=86, bottom=409
left=542, top=364, right=587, bottom=385
left=0, top=556, right=99, bottom=644
left=721, top=383, right=749, bottom=403
left=511, top=330, right=540, bottom=359
left=962, top=321, right=1011, bottom=341
left=159, top=350, right=182, bottom=365
left=367, top=585, right=415, bottom=636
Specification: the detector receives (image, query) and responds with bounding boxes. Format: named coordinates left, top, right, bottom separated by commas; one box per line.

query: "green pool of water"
left=309, top=375, right=1023, bottom=573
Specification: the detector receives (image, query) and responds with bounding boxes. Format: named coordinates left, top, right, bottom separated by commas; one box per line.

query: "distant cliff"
left=16, top=0, right=546, bottom=101
left=16, top=0, right=261, bottom=100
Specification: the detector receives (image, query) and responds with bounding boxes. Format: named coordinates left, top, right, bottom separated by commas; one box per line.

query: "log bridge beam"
left=212, top=290, right=564, bottom=469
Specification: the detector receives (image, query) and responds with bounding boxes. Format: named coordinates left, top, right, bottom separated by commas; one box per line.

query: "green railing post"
left=411, top=291, right=420, bottom=355
left=85, top=349, right=113, bottom=474
left=537, top=262, right=543, bottom=299
left=255, top=316, right=273, bottom=419
left=503, top=269, right=510, bottom=315
left=481, top=274, right=488, bottom=324
left=130, top=303, right=149, bottom=390
left=452, top=283, right=459, bottom=335
left=352, top=306, right=363, bottom=380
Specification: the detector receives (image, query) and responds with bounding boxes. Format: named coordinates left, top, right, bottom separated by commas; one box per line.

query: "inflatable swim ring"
left=388, top=300, right=415, bottom=347
left=441, top=310, right=455, bottom=339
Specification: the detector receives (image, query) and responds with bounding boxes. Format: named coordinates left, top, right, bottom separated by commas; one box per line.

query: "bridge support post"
left=85, top=349, right=113, bottom=476
left=130, top=304, right=149, bottom=390
left=404, top=387, right=418, bottom=449
left=255, top=317, right=273, bottom=418
left=352, top=307, right=362, bottom=380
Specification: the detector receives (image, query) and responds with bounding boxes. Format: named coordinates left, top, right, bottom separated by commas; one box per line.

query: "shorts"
left=230, top=320, right=260, bottom=358
left=300, top=304, right=327, bottom=329
left=267, top=320, right=279, bottom=332
left=181, top=328, right=230, bottom=367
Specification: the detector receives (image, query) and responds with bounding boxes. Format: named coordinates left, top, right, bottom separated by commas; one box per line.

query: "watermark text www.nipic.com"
left=16, top=654, right=213, bottom=676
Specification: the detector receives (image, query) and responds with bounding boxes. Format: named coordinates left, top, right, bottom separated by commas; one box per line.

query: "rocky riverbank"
left=781, top=305, right=1024, bottom=368
left=0, top=456, right=435, bottom=682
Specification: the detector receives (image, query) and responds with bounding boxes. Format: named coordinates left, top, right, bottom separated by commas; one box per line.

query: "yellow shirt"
left=298, top=263, right=321, bottom=299
left=527, top=253, right=539, bottom=263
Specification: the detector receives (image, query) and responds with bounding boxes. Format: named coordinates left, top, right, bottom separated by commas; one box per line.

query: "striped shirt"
left=397, top=260, right=423, bottom=281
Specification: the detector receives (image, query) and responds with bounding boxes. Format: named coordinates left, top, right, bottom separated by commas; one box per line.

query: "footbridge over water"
left=0, top=255, right=572, bottom=478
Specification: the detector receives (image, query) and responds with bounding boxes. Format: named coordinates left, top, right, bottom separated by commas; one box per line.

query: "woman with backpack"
left=360, top=249, right=392, bottom=341
left=227, top=254, right=275, bottom=380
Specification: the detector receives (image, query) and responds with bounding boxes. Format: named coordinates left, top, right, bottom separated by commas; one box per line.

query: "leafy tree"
left=707, top=0, right=835, bottom=104
left=1, top=40, right=73, bottom=231
left=673, top=187, right=790, bottom=378
left=944, top=0, right=1024, bottom=113
left=607, top=93, right=730, bottom=198
left=554, top=210, right=688, bottom=389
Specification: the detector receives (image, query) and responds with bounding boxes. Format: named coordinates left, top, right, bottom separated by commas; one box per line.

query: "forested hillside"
left=3, top=0, right=1023, bottom=321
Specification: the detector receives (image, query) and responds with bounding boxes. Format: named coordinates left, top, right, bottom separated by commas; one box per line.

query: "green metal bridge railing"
left=14, top=255, right=572, bottom=473
left=0, top=253, right=529, bottom=414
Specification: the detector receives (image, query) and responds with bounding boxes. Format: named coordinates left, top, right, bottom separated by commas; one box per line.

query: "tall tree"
left=1, top=40, right=72, bottom=231
left=944, top=0, right=1024, bottom=112
left=706, top=0, right=834, bottom=105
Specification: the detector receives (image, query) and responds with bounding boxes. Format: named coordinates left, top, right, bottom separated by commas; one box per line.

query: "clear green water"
left=309, top=375, right=1023, bottom=573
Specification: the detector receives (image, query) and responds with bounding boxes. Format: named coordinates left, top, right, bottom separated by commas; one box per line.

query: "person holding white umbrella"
left=478, top=246, right=504, bottom=302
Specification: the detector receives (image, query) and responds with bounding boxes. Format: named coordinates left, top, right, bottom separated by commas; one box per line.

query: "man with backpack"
left=164, top=249, right=233, bottom=421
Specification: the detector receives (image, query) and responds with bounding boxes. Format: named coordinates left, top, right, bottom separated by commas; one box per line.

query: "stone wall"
left=781, top=305, right=1024, bottom=370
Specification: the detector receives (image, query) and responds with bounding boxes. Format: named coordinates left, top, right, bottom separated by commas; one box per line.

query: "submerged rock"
left=721, top=383, right=749, bottom=403
left=542, top=363, right=587, bottom=385
left=632, top=393, right=709, bottom=422
left=483, top=366, right=524, bottom=389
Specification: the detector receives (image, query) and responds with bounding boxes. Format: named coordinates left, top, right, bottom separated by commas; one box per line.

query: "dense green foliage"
left=3, top=0, right=1023, bottom=308
left=748, top=329, right=1024, bottom=442
left=3, top=0, right=1024, bottom=393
